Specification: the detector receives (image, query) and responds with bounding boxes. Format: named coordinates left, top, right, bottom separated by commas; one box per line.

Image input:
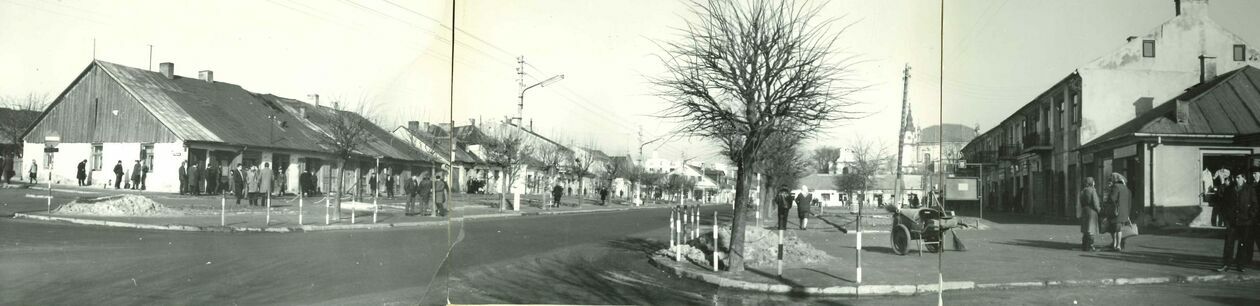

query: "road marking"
left=25, top=194, right=53, bottom=199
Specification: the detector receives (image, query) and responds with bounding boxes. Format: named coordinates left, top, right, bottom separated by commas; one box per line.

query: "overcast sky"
left=3, top=0, right=1259, bottom=165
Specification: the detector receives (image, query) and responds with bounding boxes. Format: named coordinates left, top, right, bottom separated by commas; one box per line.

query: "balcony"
left=1022, top=132, right=1051, bottom=152
left=967, top=150, right=997, bottom=163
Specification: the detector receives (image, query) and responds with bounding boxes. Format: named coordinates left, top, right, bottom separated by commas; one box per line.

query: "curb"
left=647, top=253, right=1260, bottom=297
left=9, top=203, right=707, bottom=233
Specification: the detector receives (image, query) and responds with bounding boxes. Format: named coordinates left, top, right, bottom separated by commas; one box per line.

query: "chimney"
left=159, top=62, right=174, bottom=79
left=529, top=119, right=534, bottom=131
left=198, top=70, right=213, bottom=83
left=1176, top=0, right=1208, bottom=17
left=1134, top=97, right=1154, bottom=116
left=1175, top=99, right=1191, bottom=124
left=408, top=121, right=420, bottom=133
left=307, top=94, right=320, bottom=107
left=468, top=118, right=476, bottom=126
left=298, top=107, right=306, bottom=118
left=1199, top=55, right=1218, bottom=83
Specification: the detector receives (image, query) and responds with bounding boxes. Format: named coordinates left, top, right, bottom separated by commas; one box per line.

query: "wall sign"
left=1114, top=145, right=1138, bottom=159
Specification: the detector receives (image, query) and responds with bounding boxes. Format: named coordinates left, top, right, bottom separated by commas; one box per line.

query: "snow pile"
left=662, top=225, right=835, bottom=268
left=54, top=195, right=184, bottom=217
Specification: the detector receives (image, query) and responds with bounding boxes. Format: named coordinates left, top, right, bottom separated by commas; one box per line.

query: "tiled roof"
left=95, top=60, right=430, bottom=162
left=1083, top=65, right=1260, bottom=148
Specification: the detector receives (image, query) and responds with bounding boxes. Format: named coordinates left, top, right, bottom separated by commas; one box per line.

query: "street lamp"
left=517, top=74, right=564, bottom=126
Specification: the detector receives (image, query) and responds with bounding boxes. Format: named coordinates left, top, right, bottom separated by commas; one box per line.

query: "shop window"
left=1142, top=40, right=1156, bottom=57
left=140, top=144, right=154, bottom=171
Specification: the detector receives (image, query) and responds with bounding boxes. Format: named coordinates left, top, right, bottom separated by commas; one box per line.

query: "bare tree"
left=568, top=148, right=599, bottom=200
left=833, top=138, right=891, bottom=208
left=653, top=0, right=864, bottom=272
left=482, top=123, right=534, bottom=210
left=811, top=146, right=843, bottom=174
left=0, top=93, right=50, bottom=156
left=316, top=99, right=379, bottom=220
left=600, top=156, right=632, bottom=198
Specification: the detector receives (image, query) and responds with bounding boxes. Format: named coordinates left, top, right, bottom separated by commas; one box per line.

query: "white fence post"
left=712, top=211, right=718, bottom=271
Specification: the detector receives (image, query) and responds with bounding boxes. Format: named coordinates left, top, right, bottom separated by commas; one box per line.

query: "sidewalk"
left=650, top=212, right=1256, bottom=296
left=9, top=184, right=713, bottom=232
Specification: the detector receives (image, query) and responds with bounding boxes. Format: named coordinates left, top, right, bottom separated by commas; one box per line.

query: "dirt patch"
left=54, top=195, right=188, bottom=217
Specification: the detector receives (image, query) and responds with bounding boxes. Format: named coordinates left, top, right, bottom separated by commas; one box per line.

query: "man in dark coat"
left=76, top=160, right=87, bottom=186
left=178, top=161, right=188, bottom=195
left=369, top=171, right=378, bottom=197
left=1216, top=173, right=1256, bottom=272
left=385, top=171, right=396, bottom=199
left=405, top=174, right=418, bottom=215
left=599, top=188, right=609, bottom=206
left=140, top=164, right=149, bottom=190
left=230, top=164, right=245, bottom=204
left=418, top=174, right=433, bottom=215
left=130, top=160, right=142, bottom=190
left=189, top=161, right=202, bottom=195
left=205, top=162, right=219, bottom=195
left=774, top=186, right=792, bottom=230
left=552, top=184, right=564, bottom=208
left=112, top=160, right=124, bottom=189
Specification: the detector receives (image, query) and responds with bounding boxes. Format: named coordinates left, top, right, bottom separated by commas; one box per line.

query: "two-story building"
left=961, top=0, right=1260, bottom=219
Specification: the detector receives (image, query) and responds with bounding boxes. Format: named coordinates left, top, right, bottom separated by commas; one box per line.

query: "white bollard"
left=351, top=206, right=356, bottom=224
left=856, top=229, right=863, bottom=283
left=372, top=196, right=378, bottom=224
left=669, top=208, right=675, bottom=248
left=713, top=211, right=718, bottom=272
left=298, top=196, right=304, bottom=226
left=220, top=196, right=226, bottom=226
left=265, top=194, right=271, bottom=226
left=324, top=198, right=330, bottom=225
left=675, top=208, right=681, bottom=262
left=694, top=206, right=700, bottom=240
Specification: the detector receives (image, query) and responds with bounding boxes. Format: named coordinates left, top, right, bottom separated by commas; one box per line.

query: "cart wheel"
left=925, top=243, right=940, bottom=253
left=891, top=224, right=911, bottom=255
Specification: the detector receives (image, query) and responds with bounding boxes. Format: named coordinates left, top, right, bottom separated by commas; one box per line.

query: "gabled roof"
left=88, top=60, right=429, bottom=162
left=1083, top=65, right=1260, bottom=148
left=395, top=126, right=481, bottom=164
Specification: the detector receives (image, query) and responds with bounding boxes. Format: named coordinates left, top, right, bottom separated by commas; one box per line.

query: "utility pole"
left=148, top=44, right=153, bottom=71
left=516, top=56, right=526, bottom=126
left=893, top=64, right=911, bottom=209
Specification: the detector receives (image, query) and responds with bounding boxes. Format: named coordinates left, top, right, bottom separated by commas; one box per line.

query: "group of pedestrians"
left=404, top=172, right=449, bottom=216
left=774, top=185, right=814, bottom=231
left=1078, top=173, right=1135, bottom=252
left=1203, top=168, right=1260, bottom=273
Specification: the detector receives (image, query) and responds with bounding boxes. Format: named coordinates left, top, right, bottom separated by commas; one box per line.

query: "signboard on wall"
left=945, top=177, right=979, bottom=200
left=1114, top=144, right=1138, bottom=159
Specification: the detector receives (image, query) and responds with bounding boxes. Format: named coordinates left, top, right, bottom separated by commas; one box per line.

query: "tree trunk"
left=500, top=171, right=507, bottom=211
left=727, top=154, right=754, bottom=272
left=335, top=159, right=344, bottom=220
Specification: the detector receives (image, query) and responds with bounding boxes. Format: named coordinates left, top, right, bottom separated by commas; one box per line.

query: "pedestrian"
left=419, top=173, right=433, bottom=214
left=276, top=169, right=287, bottom=197
left=552, top=184, right=564, bottom=208
left=404, top=174, right=418, bottom=215
left=140, top=163, right=148, bottom=190
left=76, top=159, right=87, bottom=186
left=205, top=161, right=219, bottom=195
left=111, top=160, right=123, bottom=189
left=385, top=170, right=396, bottom=199
left=2, top=155, right=13, bottom=185
left=230, top=164, right=245, bottom=205
left=434, top=172, right=449, bottom=217
left=774, top=185, right=792, bottom=230
left=1215, top=172, right=1255, bottom=272
left=369, top=170, right=378, bottom=197
left=1079, top=177, right=1102, bottom=252
left=189, top=160, right=202, bottom=195
left=29, top=160, right=39, bottom=184
left=795, top=185, right=813, bottom=230
left=178, top=160, right=188, bottom=195
left=259, top=162, right=273, bottom=205
left=246, top=165, right=260, bottom=206
left=130, top=160, right=142, bottom=190
left=299, top=170, right=312, bottom=197
left=1211, top=169, right=1232, bottom=227
left=599, top=187, right=609, bottom=206
left=1104, top=173, right=1133, bottom=251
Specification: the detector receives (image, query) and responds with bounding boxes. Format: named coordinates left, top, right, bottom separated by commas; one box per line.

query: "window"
left=1072, top=92, right=1081, bottom=124
left=1235, top=44, right=1247, bottom=61
left=141, top=144, right=154, bottom=172
left=91, top=144, right=103, bottom=170
left=1142, top=40, right=1156, bottom=57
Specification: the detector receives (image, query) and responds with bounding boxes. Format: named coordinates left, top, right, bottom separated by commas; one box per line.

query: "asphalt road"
left=5, top=185, right=1257, bottom=305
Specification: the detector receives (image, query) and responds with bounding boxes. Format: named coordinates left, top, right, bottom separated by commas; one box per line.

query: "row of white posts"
left=670, top=204, right=721, bottom=271
left=215, top=192, right=382, bottom=227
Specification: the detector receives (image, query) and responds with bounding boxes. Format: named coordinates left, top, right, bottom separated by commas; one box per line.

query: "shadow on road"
left=993, top=239, right=1081, bottom=251
left=1082, top=249, right=1223, bottom=271
left=447, top=251, right=708, bottom=305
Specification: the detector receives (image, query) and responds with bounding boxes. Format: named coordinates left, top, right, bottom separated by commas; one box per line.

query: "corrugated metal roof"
left=1083, top=65, right=1260, bottom=148
left=95, top=60, right=430, bottom=162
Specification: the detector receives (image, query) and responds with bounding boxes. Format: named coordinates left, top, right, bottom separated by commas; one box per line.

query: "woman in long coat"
left=1106, top=173, right=1133, bottom=251
left=1079, top=177, right=1102, bottom=251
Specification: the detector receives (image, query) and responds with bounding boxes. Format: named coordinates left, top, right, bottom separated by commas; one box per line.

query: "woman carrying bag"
left=1105, top=173, right=1136, bottom=252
